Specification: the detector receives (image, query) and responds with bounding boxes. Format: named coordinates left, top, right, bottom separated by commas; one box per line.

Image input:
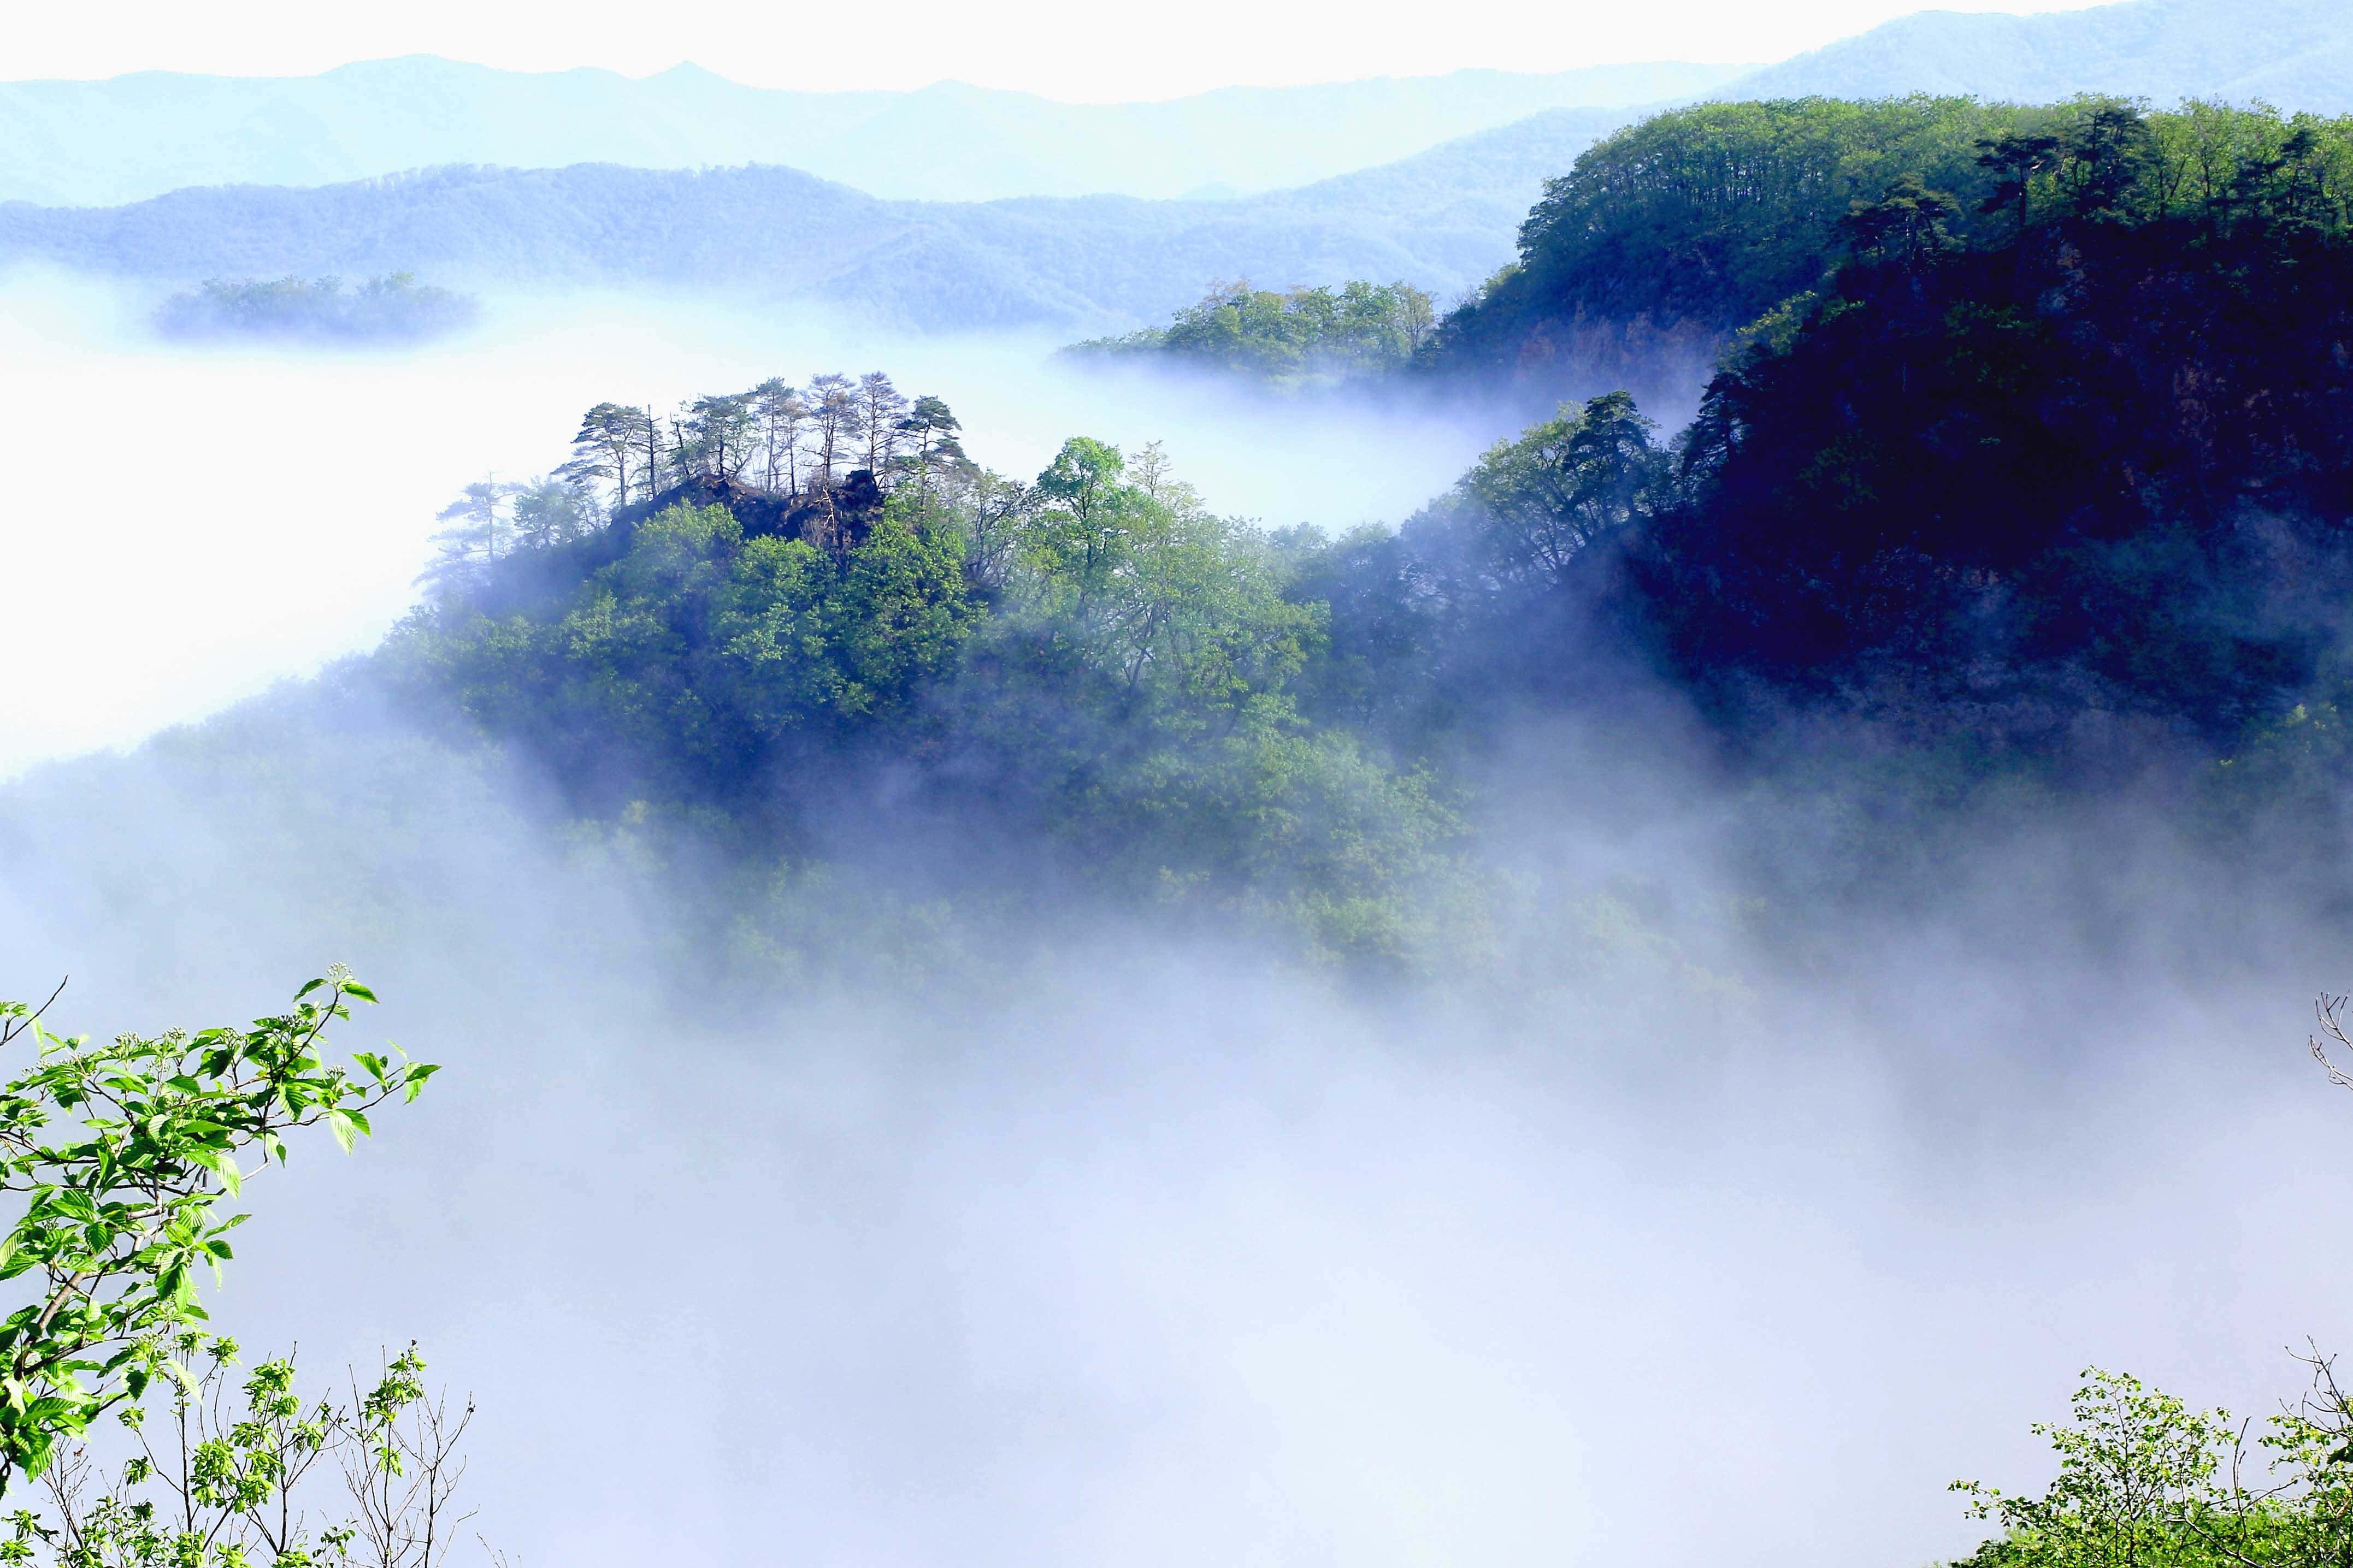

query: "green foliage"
left=1432, top=97, right=2353, bottom=374
left=154, top=275, right=477, bottom=346
left=1436, top=95, right=2030, bottom=359
left=1418, top=390, right=1670, bottom=590
left=0, top=974, right=434, bottom=1500
left=406, top=496, right=974, bottom=800
left=1953, top=1362, right=2353, bottom=1567
left=1006, top=439, right=1322, bottom=724
left=949, top=438, right=1460, bottom=937
left=1, top=1334, right=477, bottom=1568
left=1222, top=97, right=2353, bottom=820
left=393, top=383, right=1466, bottom=965
left=1069, top=279, right=1437, bottom=386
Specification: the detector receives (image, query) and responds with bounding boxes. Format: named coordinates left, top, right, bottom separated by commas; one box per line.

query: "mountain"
left=0, top=108, right=1637, bottom=333
left=1723, top=0, right=2353, bottom=109
left=0, top=55, right=1743, bottom=209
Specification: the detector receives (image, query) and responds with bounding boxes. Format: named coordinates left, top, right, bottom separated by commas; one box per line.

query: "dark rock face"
left=613, top=469, right=888, bottom=551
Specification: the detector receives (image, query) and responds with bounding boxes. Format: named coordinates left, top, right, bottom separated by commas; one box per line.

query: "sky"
left=11, top=0, right=2110, bottom=100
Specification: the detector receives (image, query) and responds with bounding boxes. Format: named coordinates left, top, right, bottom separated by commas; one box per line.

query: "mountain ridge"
left=0, top=54, right=1739, bottom=209
left=0, top=108, right=1640, bottom=333
left=1723, top=0, right=2353, bottom=107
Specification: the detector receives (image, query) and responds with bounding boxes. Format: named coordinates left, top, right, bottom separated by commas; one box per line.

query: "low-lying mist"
left=0, top=271, right=1499, bottom=770
left=4, top=672, right=2349, bottom=1568
left=7, top=262, right=2351, bottom=1568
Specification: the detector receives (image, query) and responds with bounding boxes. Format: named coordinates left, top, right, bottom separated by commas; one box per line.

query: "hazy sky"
left=17, top=0, right=2106, bottom=99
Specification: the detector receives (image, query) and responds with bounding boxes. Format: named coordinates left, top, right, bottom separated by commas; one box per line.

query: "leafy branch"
left=0, top=971, right=437, bottom=1498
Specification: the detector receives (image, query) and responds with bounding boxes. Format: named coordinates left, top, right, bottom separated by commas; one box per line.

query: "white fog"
left=0, top=273, right=1494, bottom=768
left=3, top=726, right=2346, bottom=1567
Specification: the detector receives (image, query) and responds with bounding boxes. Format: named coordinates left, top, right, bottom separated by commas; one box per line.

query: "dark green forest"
left=1424, top=95, right=2353, bottom=376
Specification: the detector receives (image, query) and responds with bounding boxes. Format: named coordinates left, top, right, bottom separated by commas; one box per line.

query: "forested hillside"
left=348, top=97, right=2353, bottom=973
left=1426, top=96, right=2353, bottom=405
left=1626, top=115, right=2353, bottom=738
left=1419, top=99, right=2353, bottom=762
left=387, top=372, right=1457, bottom=966
left=0, top=109, right=1632, bottom=332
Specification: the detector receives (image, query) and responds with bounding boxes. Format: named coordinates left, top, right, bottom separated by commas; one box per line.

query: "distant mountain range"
left=0, top=56, right=1741, bottom=209
left=8, top=0, right=2353, bottom=338
left=0, top=109, right=1632, bottom=333
left=1733, top=0, right=2353, bottom=109
left=7, top=0, right=2352, bottom=217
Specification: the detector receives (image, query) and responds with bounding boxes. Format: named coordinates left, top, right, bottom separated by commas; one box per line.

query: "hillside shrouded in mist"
left=11, top=56, right=2353, bottom=1568
left=0, top=275, right=1495, bottom=767
left=9, top=524, right=2352, bottom=1568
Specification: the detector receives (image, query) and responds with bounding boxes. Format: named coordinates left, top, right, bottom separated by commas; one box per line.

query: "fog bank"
left=0, top=273, right=1495, bottom=770
left=7, top=255, right=2349, bottom=1568
left=1, top=700, right=2346, bottom=1568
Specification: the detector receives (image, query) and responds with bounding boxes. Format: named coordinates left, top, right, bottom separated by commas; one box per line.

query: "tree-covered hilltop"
left=1066, top=279, right=1437, bottom=386
left=1424, top=97, right=2353, bottom=399
left=1282, top=98, right=2353, bottom=759
left=390, top=372, right=1458, bottom=966
left=156, top=271, right=479, bottom=344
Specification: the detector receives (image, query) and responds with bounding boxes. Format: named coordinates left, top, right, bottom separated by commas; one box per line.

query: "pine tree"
left=857, top=372, right=909, bottom=477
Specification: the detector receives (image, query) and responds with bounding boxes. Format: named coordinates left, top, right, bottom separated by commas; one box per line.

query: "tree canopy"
left=1427, top=97, right=2353, bottom=377
left=392, top=380, right=1457, bottom=965
left=1069, top=279, right=1437, bottom=386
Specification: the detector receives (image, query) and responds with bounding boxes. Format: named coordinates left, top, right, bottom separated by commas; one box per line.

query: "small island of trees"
left=1066, top=278, right=1437, bottom=387
left=156, top=273, right=480, bottom=345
